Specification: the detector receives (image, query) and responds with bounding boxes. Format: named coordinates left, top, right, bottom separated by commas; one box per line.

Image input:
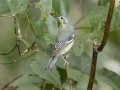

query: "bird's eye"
left=61, top=17, right=63, bottom=19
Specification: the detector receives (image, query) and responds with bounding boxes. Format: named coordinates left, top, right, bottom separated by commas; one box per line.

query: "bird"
left=45, top=16, right=75, bottom=71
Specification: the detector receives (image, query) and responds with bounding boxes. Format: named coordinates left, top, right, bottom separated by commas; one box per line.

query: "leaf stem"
left=20, top=39, right=30, bottom=48
left=43, top=80, right=46, bottom=90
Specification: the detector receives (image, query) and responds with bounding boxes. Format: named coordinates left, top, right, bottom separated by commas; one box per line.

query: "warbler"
left=45, top=16, right=75, bottom=71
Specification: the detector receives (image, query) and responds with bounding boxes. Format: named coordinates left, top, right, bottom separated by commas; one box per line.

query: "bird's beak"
left=54, top=17, right=60, bottom=22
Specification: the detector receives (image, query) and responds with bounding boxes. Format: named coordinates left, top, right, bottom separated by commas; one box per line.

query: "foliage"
left=0, top=0, right=120, bottom=90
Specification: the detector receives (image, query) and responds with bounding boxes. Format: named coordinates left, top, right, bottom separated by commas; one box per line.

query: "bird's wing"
left=52, top=32, right=75, bottom=56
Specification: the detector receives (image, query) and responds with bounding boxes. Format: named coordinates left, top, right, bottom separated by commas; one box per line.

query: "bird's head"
left=57, top=16, right=69, bottom=27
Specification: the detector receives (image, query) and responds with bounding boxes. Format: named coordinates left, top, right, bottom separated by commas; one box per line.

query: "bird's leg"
left=61, top=54, right=69, bottom=66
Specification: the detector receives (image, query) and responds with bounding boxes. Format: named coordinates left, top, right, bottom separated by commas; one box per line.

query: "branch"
left=87, top=0, right=115, bottom=90
left=97, top=0, right=115, bottom=52
left=64, top=54, right=73, bottom=90
left=87, top=40, right=99, bottom=90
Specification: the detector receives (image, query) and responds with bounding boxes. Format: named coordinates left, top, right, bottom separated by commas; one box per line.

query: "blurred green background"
left=0, top=0, right=120, bottom=90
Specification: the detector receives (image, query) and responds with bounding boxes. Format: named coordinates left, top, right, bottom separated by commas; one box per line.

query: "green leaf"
left=90, top=6, right=108, bottom=32
left=96, top=68, right=120, bottom=90
left=31, top=53, right=61, bottom=85
left=47, top=43, right=54, bottom=56
left=45, top=15, right=58, bottom=44
left=52, top=0, right=70, bottom=16
left=77, top=74, right=96, bottom=90
left=0, top=0, right=10, bottom=15
left=98, top=0, right=110, bottom=7
left=35, top=35, right=48, bottom=51
left=96, top=74, right=119, bottom=90
left=110, top=5, right=120, bottom=31
left=77, top=74, right=88, bottom=90
left=5, top=0, right=31, bottom=16
left=11, top=75, right=44, bottom=87
left=22, top=65, right=34, bottom=74
left=69, top=51, right=92, bottom=74
left=62, top=82, right=69, bottom=90
left=69, top=68, right=83, bottom=81
left=56, top=51, right=92, bottom=74
left=35, top=0, right=52, bottom=21
left=31, top=15, right=58, bottom=45
left=77, top=74, right=97, bottom=90
left=18, top=86, right=40, bottom=90
left=84, top=32, right=103, bottom=42
left=35, top=36, right=54, bottom=56
left=15, top=50, right=37, bottom=61
left=72, top=41, right=84, bottom=56
left=90, top=5, right=120, bottom=32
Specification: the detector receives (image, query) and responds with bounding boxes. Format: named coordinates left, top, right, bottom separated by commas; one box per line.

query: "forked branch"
left=87, top=0, right=115, bottom=90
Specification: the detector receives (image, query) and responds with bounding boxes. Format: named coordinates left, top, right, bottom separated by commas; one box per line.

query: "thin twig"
left=2, top=86, right=18, bottom=90
left=14, top=16, right=21, bottom=56
left=75, top=26, right=90, bottom=30
left=19, top=39, right=30, bottom=48
left=87, top=0, right=115, bottom=90
left=24, top=11, right=37, bottom=36
left=0, top=15, right=13, bottom=18
left=1, top=74, right=35, bottom=90
left=74, top=15, right=85, bottom=27
left=21, top=41, right=37, bottom=55
left=74, top=0, right=85, bottom=26
left=0, top=51, right=38, bottom=65
left=1, top=75, right=23, bottom=90
left=0, top=15, right=22, bottom=56
left=64, top=54, right=73, bottom=90
left=0, top=44, right=17, bottom=55
left=25, top=23, right=30, bottom=36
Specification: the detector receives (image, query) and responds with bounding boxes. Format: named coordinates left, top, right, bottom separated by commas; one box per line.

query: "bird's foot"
left=63, top=60, right=69, bottom=66
left=61, top=54, right=69, bottom=66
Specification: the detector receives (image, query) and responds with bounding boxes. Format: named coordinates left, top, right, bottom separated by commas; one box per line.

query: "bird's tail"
left=45, top=55, right=58, bottom=71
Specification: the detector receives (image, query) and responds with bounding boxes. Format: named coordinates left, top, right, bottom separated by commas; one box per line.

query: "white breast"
left=60, top=41, right=74, bottom=54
